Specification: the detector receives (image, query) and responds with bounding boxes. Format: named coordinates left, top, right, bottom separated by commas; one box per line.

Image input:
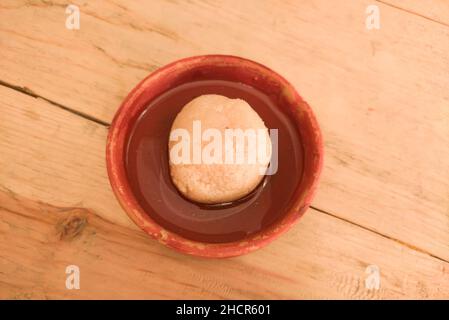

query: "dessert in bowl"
left=106, top=55, right=323, bottom=258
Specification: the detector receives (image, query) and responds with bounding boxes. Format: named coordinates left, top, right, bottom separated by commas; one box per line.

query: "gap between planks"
left=0, top=79, right=109, bottom=127
left=1, top=79, right=448, bottom=266
left=310, top=206, right=449, bottom=264
left=375, top=0, right=449, bottom=28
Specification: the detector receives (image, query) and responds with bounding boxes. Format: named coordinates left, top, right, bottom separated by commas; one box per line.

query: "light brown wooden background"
left=0, top=0, right=448, bottom=299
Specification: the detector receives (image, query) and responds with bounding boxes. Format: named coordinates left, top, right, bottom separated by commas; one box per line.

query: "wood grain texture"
left=0, top=0, right=448, bottom=262
left=1, top=85, right=449, bottom=299
left=0, top=0, right=448, bottom=299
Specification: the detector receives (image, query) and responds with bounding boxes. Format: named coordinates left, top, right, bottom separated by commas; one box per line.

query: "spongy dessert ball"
left=168, top=94, right=272, bottom=204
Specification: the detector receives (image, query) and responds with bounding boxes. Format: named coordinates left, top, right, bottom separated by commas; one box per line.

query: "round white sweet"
left=168, top=94, right=271, bottom=204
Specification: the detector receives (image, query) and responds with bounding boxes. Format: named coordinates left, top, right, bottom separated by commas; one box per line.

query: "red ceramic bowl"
left=106, top=55, right=323, bottom=258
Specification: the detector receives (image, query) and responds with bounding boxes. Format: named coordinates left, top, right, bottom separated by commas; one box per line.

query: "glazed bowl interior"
left=106, top=55, right=323, bottom=258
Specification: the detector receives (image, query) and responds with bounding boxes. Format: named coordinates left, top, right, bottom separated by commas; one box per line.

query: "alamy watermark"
left=365, top=5, right=380, bottom=30
left=65, top=265, right=80, bottom=290
left=365, top=264, right=381, bottom=290
left=169, top=120, right=278, bottom=175
left=65, top=4, right=80, bottom=30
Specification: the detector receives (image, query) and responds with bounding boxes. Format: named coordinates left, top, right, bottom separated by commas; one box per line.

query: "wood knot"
left=56, top=209, right=88, bottom=241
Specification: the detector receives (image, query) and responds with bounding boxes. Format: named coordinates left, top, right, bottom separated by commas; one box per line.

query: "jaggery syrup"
left=126, top=80, right=303, bottom=243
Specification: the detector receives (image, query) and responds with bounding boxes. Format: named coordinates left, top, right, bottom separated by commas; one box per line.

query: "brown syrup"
left=125, top=80, right=304, bottom=243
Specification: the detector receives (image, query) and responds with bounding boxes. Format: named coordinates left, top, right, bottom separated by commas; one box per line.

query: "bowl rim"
left=106, top=54, right=323, bottom=258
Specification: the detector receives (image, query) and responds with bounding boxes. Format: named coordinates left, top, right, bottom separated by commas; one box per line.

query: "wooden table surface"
left=1, top=0, right=449, bottom=299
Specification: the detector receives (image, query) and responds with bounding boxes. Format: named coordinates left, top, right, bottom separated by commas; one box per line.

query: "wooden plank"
left=1, top=86, right=448, bottom=299
left=378, top=0, right=449, bottom=26
left=0, top=87, right=133, bottom=229
left=0, top=0, right=448, bottom=265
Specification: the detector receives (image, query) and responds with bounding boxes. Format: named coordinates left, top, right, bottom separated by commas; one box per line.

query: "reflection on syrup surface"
left=126, top=80, right=304, bottom=243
